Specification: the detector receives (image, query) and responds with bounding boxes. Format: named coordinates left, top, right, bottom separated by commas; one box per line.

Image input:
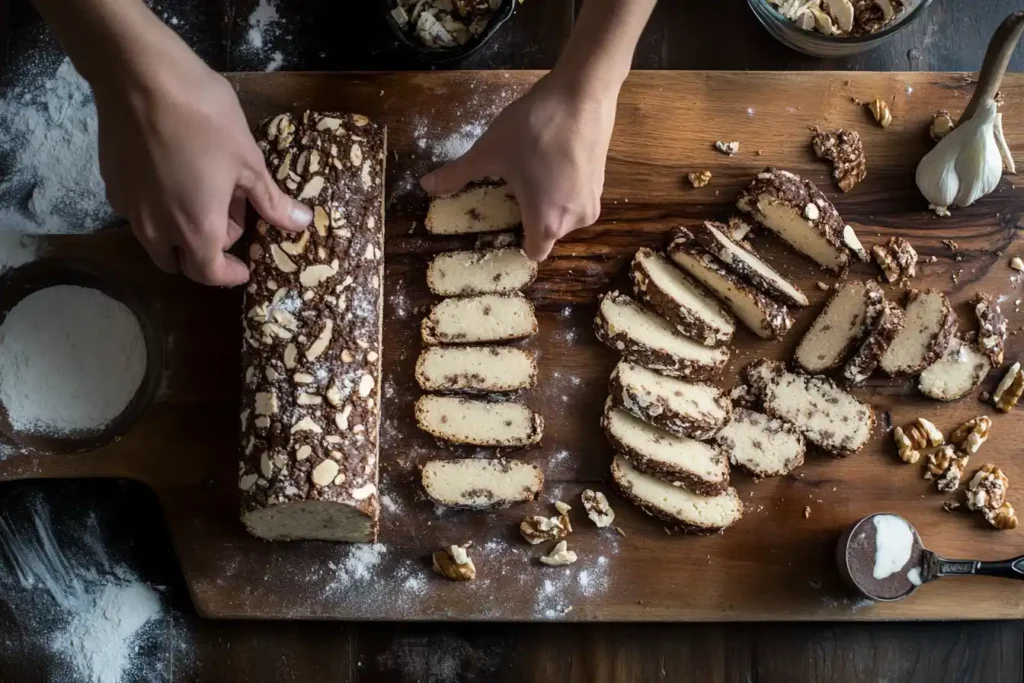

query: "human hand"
left=420, top=71, right=617, bottom=260
left=95, top=49, right=312, bottom=285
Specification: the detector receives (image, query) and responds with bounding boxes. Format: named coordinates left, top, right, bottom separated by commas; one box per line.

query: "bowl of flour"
left=0, top=260, right=163, bottom=453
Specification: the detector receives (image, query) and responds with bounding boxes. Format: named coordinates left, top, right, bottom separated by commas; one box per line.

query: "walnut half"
left=893, top=426, right=921, bottom=464
left=925, top=445, right=967, bottom=492
left=967, top=463, right=1009, bottom=512
left=581, top=489, right=616, bottom=527
left=993, top=362, right=1024, bottom=413
left=432, top=544, right=476, bottom=581
left=949, top=416, right=992, bottom=455
left=987, top=501, right=1019, bottom=530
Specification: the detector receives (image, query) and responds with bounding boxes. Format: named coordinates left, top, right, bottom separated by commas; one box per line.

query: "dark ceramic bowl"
left=385, top=0, right=517, bottom=63
left=0, top=259, right=164, bottom=455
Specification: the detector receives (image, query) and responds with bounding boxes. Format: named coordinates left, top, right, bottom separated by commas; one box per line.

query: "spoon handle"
left=934, top=555, right=1024, bottom=580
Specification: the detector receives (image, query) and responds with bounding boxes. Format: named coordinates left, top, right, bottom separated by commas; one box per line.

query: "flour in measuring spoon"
left=872, top=514, right=915, bottom=580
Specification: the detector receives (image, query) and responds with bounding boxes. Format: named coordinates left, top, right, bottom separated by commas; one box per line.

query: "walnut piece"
left=973, top=293, right=1007, bottom=366
left=872, top=245, right=900, bottom=283
left=520, top=513, right=571, bottom=545
left=993, top=362, right=1024, bottom=413
left=688, top=170, right=712, bottom=188
left=949, top=416, right=992, bottom=455
left=432, top=544, right=476, bottom=581
left=893, top=426, right=921, bottom=464
left=868, top=98, right=892, bottom=128
left=811, top=127, right=866, bottom=192
left=930, top=110, right=955, bottom=141
left=539, top=540, right=578, bottom=567
left=966, top=464, right=1009, bottom=512
left=925, top=445, right=967, bottom=492
left=714, top=140, right=739, bottom=155
left=987, top=501, right=1018, bottom=530
left=581, top=490, right=615, bottom=528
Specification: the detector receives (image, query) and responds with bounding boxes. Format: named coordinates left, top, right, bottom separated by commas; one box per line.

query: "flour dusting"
left=0, top=232, right=39, bottom=273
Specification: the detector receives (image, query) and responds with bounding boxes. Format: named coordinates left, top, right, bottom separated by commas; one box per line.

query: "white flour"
left=0, top=59, right=114, bottom=234
left=246, top=0, right=280, bottom=51
left=0, top=232, right=38, bottom=273
left=0, top=286, right=147, bottom=435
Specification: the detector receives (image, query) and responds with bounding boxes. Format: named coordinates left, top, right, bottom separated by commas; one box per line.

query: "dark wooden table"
left=1, top=1, right=1023, bottom=681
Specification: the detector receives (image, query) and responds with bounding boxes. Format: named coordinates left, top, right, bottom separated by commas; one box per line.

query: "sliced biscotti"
left=745, top=360, right=875, bottom=457
left=421, top=293, right=537, bottom=345
left=715, top=407, right=806, bottom=478
left=422, top=459, right=543, bottom=509
left=611, top=456, right=743, bottom=532
left=241, top=111, right=385, bottom=543
left=879, top=289, right=957, bottom=377
left=736, top=168, right=852, bottom=272
left=416, top=346, right=537, bottom=393
left=426, top=247, right=537, bottom=296
left=602, top=400, right=729, bottom=495
left=630, top=248, right=735, bottom=347
left=425, top=183, right=520, bottom=235
left=594, top=292, right=730, bottom=381
left=692, top=221, right=808, bottom=307
left=609, top=361, right=732, bottom=440
left=667, top=228, right=793, bottom=340
left=794, top=280, right=883, bottom=373
left=415, top=395, right=543, bottom=447
left=918, top=336, right=992, bottom=401
left=843, top=300, right=907, bottom=387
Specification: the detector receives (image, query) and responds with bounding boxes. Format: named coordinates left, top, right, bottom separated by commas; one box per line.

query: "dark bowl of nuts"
left=386, top=0, right=517, bottom=63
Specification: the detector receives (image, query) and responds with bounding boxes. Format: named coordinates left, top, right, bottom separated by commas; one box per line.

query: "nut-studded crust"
left=736, top=168, right=850, bottom=272
left=609, top=362, right=732, bottom=440
left=240, top=111, right=385, bottom=542
left=629, top=248, right=734, bottom=347
left=594, top=291, right=730, bottom=381
left=668, top=228, right=793, bottom=339
left=810, top=128, right=867, bottom=192
left=881, top=288, right=957, bottom=377
left=973, top=293, right=1007, bottom=366
left=843, top=299, right=906, bottom=387
left=601, top=399, right=730, bottom=496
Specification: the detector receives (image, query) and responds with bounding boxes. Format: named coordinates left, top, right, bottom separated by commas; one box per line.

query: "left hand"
left=421, top=71, right=617, bottom=261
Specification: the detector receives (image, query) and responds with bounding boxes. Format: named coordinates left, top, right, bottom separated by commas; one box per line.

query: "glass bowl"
left=385, top=0, right=517, bottom=64
left=747, top=0, right=935, bottom=57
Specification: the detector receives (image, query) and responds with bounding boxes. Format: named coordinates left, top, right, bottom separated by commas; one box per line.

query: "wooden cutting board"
left=1, top=70, right=1023, bottom=621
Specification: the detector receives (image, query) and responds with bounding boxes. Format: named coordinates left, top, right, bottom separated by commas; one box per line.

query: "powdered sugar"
left=415, top=121, right=487, bottom=162
left=0, top=232, right=39, bottom=273
left=326, top=543, right=387, bottom=590
left=0, top=286, right=147, bottom=435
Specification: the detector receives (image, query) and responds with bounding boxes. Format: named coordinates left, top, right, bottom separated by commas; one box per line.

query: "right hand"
left=94, top=48, right=312, bottom=286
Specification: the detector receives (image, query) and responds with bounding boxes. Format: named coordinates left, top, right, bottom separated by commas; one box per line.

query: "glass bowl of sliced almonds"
left=748, top=0, right=935, bottom=57
left=386, top=0, right=517, bottom=63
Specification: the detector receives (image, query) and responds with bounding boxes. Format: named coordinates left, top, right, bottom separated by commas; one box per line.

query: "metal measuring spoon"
left=836, top=513, right=1024, bottom=602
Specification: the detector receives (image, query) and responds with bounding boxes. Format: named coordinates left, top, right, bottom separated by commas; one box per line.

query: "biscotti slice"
left=918, top=336, right=992, bottom=401
left=842, top=300, right=907, bottom=387
left=610, top=456, right=743, bottom=532
left=715, top=407, right=806, bottom=478
left=421, top=293, right=537, bottom=345
left=609, top=361, right=731, bottom=440
left=594, top=292, right=730, bottom=381
left=746, top=360, right=874, bottom=457
left=602, top=400, right=730, bottom=495
left=415, top=346, right=537, bottom=393
left=422, top=459, right=543, bottom=509
left=240, top=111, right=385, bottom=543
left=879, top=289, right=957, bottom=377
left=630, top=248, right=735, bottom=347
left=425, top=183, right=520, bottom=235
left=794, top=280, right=883, bottom=373
left=974, top=293, right=1007, bottom=366
left=414, top=395, right=543, bottom=446
left=692, top=221, right=808, bottom=307
left=426, top=247, right=537, bottom=296
left=668, top=229, right=793, bottom=340
left=736, top=168, right=851, bottom=272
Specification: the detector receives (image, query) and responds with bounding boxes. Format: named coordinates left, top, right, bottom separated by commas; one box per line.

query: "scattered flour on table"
left=0, top=58, right=114, bottom=234
left=0, top=500, right=184, bottom=683
left=265, top=51, right=285, bottom=72
left=245, top=0, right=280, bottom=52
left=0, top=286, right=147, bottom=435
left=0, top=232, right=39, bottom=273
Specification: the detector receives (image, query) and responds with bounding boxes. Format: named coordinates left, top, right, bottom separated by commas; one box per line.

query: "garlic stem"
left=961, top=12, right=1024, bottom=123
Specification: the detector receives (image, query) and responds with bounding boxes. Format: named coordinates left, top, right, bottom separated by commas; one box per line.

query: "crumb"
left=816, top=281, right=830, bottom=291
left=614, top=526, right=627, bottom=538
left=803, top=506, right=811, bottom=519
left=942, top=239, right=959, bottom=251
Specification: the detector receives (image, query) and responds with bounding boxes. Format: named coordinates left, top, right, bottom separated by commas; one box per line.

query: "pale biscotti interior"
left=421, top=458, right=543, bottom=509
left=880, top=289, right=954, bottom=376
left=715, top=407, right=806, bottom=478
left=425, top=183, right=521, bottom=235
left=426, top=247, right=537, bottom=297
left=415, top=394, right=543, bottom=447
left=793, top=280, right=878, bottom=373
left=421, top=293, right=537, bottom=345
left=416, top=345, right=537, bottom=393
left=918, top=337, right=991, bottom=402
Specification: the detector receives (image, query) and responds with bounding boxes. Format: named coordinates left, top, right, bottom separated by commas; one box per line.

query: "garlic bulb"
left=915, top=100, right=1004, bottom=209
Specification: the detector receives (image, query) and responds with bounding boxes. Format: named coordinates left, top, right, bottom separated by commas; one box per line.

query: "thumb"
left=240, top=168, right=313, bottom=233
left=421, top=147, right=487, bottom=197
left=521, top=206, right=555, bottom=262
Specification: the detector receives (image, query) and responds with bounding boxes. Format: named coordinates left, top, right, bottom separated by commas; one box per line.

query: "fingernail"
left=291, top=203, right=313, bottom=226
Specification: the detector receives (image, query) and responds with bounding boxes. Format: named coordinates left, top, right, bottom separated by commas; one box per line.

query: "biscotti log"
left=842, top=300, right=906, bottom=387
left=602, top=399, right=729, bottom=495
left=794, top=280, right=883, bottom=373
left=422, top=458, right=543, bottom=509
left=415, top=345, right=537, bottom=393
left=425, top=183, right=520, bottom=235
left=609, top=360, right=732, bottom=440
left=594, top=291, right=730, bottom=381
left=630, top=247, right=735, bottom=347
left=610, top=455, right=743, bottom=533
left=879, top=289, right=956, bottom=377
left=715, top=407, right=806, bottom=478
left=668, top=228, right=793, bottom=340
left=240, top=111, right=385, bottom=543
left=736, top=168, right=852, bottom=272
left=421, top=293, right=537, bottom=345
left=426, top=247, right=537, bottom=296
left=745, top=360, right=874, bottom=457
left=918, top=336, right=992, bottom=402
left=415, top=394, right=544, bottom=447
left=692, top=221, right=808, bottom=307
